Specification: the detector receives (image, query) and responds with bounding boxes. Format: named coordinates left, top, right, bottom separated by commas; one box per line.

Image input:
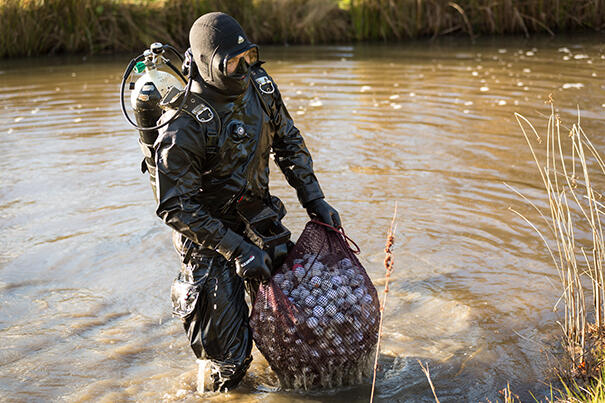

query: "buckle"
left=159, top=86, right=182, bottom=108
left=255, top=76, right=275, bottom=94
left=192, top=105, right=214, bottom=123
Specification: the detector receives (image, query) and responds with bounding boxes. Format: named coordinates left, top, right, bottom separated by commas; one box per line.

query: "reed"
left=509, top=101, right=605, bottom=383
left=369, top=203, right=397, bottom=403
left=1, top=0, right=604, bottom=58
left=418, top=360, right=441, bottom=403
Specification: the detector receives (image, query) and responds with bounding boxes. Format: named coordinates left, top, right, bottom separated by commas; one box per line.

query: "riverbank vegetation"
left=1, top=0, right=605, bottom=57
left=512, top=102, right=605, bottom=401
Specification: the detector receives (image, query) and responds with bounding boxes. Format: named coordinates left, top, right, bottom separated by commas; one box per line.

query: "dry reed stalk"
left=369, top=203, right=397, bottom=403
left=418, top=360, right=440, bottom=403
left=510, top=100, right=605, bottom=374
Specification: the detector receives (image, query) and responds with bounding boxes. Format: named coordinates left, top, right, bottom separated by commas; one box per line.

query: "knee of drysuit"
left=211, top=355, right=253, bottom=391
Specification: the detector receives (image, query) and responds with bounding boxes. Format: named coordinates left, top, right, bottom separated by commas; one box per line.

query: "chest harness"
left=157, top=66, right=277, bottom=160
left=158, top=67, right=291, bottom=263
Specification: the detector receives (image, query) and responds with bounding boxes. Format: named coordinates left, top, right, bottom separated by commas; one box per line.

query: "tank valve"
left=150, top=42, right=164, bottom=55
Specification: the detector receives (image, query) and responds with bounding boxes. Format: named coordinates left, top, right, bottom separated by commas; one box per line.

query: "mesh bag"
left=249, top=221, right=380, bottom=389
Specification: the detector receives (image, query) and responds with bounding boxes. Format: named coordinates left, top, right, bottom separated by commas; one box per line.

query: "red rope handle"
left=310, top=220, right=361, bottom=254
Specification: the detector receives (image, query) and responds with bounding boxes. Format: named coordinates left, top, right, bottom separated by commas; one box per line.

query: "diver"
left=154, top=12, right=341, bottom=391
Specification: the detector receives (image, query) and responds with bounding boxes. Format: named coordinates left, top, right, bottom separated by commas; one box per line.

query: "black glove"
left=305, top=198, right=341, bottom=227
left=234, top=242, right=272, bottom=282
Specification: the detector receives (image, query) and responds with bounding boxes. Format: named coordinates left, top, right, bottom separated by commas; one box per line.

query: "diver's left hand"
left=305, top=198, right=341, bottom=227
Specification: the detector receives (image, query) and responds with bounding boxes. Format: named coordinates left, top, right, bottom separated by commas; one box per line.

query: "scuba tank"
left=120, top=42, right=190, bottom=200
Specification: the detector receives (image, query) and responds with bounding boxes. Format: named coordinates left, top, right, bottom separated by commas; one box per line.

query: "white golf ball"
left=325, top=303, right=337, bottom=317
left=282, top=280, right=293, bottom=291
left=304, top=295, right=316, bottom=307
left=317, top=295, right=329, bottom=307
left=294, top=265, right=306, bottom=279
left=306, top=316, right=319, bottom=329
left=299, top=288, right=310, bottom=300
left=326, top=289, right=338, bottom=301
left=331, top=275, right=342, bottom=287
left=334, top=312, right=345, bottom=324
left=311, top=260, right=324, bottom=271
left=273, top=273, right=285, bottom=284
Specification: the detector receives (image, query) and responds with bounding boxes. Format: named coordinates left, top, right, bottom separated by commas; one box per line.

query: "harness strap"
left=157, top=69, right=277, bottom=166
left=249, top=66, right=278, bottom=122
left=159, top=86, right=222, bottom=157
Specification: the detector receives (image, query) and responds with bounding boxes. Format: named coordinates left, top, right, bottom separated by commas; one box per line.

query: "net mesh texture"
left=250, top=221, right=380, bottom=389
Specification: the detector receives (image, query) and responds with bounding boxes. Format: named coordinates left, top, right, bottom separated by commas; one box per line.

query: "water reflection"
left=1, top=35, right=604, bottom=401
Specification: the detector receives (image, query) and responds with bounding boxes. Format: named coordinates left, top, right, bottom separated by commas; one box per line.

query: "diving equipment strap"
left=158, top=66, right=277, bottom=158
left=249, top=66, right=278, bottom=122
left=159, top=87, right=221, bottom=156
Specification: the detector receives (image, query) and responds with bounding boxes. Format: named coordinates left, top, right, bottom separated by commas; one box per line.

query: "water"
left=1, top=35, right=604, bottom=402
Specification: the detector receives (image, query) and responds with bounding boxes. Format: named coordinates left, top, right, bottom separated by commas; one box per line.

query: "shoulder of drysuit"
left=155, top=106, right=208, bottom=159
left=251, top=63, right=283, bottom=99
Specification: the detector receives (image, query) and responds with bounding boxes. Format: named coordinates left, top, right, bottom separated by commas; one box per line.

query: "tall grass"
left=348, top=0, right=605, bottom=40
left=1, top=0, right=604, bottom=57
left=510, top=102, right=605, bottom=380
left=559, top=366, right=605, bottom=402
left=0, top=0, right=349, bottom=57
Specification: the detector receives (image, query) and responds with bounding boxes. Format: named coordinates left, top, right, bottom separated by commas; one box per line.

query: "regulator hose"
left=163, top=44, right=185, bottom=62
left=165, top=59, right=187, bottom=83
left=162, top=44, right=188, bottom=82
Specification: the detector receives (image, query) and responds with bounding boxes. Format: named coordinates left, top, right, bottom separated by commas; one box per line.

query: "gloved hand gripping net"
left=249, top=221, right=380, bottom=389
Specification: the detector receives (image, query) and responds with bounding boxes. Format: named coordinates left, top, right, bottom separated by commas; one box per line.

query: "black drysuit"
left=154, top=67, right=324, bottom=390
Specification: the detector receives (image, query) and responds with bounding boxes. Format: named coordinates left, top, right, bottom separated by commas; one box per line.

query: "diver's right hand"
left=234, top=242, right=272, bottom=282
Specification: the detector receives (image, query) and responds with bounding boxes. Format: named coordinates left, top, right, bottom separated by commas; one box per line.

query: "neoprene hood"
left=189, top=12, right=257, bottom=96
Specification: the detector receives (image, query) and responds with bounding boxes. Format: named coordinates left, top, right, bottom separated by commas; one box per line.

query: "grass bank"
left=1, top=0, right=604, bottom=58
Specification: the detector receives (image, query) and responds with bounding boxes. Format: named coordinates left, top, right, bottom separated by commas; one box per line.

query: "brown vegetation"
left=510, top=101, right=605, bottom=397
left=1, top=0, right=605, bottom=58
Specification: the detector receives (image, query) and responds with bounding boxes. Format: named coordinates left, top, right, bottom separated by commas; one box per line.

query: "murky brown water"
left=1, top=35, right=604, bottom=402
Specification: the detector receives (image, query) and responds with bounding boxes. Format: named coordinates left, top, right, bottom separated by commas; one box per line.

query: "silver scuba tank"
left=130, top=43, right=184, bottom=200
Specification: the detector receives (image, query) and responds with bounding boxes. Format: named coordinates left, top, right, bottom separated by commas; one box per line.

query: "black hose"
left=165, top=59, right=187, bottom=84
left=162, top=44, right=187, bottom=82
left=122, top=53, right=144, bottom=81
left=163, top=44, right=184, bottom=62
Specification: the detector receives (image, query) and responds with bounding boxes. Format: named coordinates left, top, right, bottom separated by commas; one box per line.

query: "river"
left=1, top=35, right=604, bottom=402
